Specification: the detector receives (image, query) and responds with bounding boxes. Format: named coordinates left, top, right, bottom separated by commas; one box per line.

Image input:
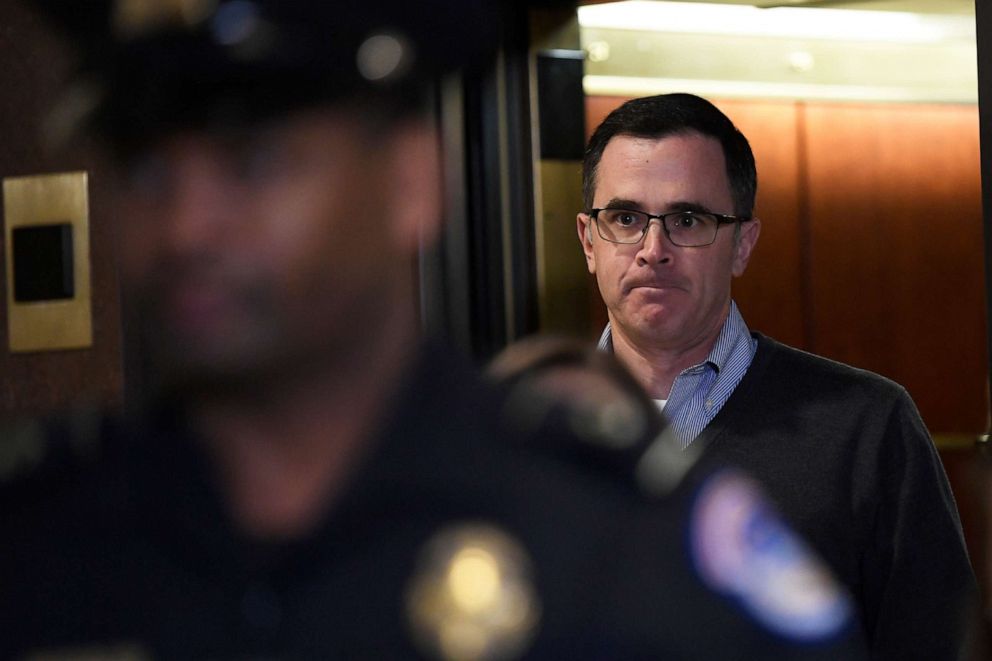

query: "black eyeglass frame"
left=587, top=208, right=754, bottom=247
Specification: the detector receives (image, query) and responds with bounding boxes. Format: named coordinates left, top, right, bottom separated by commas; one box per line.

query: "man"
left=576, top=92, right=978, bottom=660
left=0, top=4, right=869, bottom=658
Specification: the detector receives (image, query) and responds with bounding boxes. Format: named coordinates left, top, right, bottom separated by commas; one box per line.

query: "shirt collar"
left=597, top=301, right=751, bottom=375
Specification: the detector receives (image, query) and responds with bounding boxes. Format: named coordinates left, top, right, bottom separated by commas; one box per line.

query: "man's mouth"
left=626, top=280, right=687, bottom=294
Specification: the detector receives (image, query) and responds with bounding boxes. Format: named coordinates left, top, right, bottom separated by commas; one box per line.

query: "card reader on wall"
left=3, top=171, right=92, bottom=352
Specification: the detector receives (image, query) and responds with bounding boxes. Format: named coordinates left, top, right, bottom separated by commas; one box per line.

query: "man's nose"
left=635, top=220, right=674, bottom=266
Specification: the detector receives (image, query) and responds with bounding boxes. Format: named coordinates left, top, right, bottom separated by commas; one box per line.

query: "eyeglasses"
left=588, top=208, right=752, bottom=247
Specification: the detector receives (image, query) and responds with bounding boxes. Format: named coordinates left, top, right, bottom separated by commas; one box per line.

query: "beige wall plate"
left=4, top=171, right=92, bottom=352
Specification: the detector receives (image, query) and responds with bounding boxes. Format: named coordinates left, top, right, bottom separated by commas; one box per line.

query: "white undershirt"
left=654, top=399, right=667, bottom=411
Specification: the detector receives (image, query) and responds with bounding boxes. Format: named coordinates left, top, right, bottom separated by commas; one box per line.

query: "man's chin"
left=613, top=309, right=686, bottom=348
left=619, top=302, right=678, bottom=330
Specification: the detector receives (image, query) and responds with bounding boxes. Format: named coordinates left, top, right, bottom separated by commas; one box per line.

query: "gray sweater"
left=693, top=334, right=978, bottom=660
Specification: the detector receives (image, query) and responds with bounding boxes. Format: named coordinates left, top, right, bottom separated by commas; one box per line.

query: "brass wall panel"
left=4, top=171, right=92, bottom=352
left=536, top=160, right=594, bottom=337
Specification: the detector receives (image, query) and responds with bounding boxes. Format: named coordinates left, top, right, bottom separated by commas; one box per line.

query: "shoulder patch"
left=690, top=470, right=853, bottom=642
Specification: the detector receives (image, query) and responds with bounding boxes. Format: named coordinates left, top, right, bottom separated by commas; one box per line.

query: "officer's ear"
left=385, top=120, right=442, bottom=255
left=577, top=212, right=597, bottom=274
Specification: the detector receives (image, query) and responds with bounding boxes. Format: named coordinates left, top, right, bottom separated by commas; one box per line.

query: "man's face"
left=577, top=131, right=760, bottom=354
left=115, top=108, right=439, bottom=390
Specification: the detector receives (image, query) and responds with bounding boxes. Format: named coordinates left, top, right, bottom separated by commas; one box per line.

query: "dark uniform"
left=2, top=343, right=867, bottom=659
left=2, top=1, right=866, bottom=658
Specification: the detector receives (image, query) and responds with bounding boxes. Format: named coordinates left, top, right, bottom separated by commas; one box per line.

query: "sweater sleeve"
left=859, top=388, right=978, bottom=661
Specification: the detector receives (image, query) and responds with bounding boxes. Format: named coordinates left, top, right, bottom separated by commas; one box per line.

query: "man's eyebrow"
left=600, top=198, right=717, bottom=214
left=602, top=197, right=642, bottom=210
left=667, top=200, right=717, bottom=214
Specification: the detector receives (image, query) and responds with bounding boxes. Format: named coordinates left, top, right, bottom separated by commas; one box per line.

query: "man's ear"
left=732, top=217, right=761, bottom=277
left=386, top=121, right=442, bottom=255
left=577, top=212, right=597, bottom=274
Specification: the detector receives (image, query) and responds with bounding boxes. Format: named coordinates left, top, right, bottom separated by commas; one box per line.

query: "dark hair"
left=582, top=93, right=757, bottom=217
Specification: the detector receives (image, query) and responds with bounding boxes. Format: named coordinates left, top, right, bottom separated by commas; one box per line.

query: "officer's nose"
left=155, top=153, right=234, bottom=257
left=635, top=220, right=674, bottom=266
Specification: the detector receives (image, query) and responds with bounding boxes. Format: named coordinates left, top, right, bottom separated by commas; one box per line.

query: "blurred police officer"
left=2, top=1, right=868, bottom=659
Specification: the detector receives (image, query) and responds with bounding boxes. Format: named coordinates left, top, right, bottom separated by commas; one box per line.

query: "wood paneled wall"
left=803, top=103, right=986, bottom=434
left=586, top=95, right=988, bottom=437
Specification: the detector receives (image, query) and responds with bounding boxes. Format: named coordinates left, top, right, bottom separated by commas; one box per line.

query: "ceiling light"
left=577, top=1, right=974, bottom=44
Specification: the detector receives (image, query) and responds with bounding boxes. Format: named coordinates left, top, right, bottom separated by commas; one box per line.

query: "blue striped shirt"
left=598, top=301, right=757, bottom=448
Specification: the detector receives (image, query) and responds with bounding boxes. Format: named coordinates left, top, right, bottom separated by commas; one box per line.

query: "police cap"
left=32, top=0, right=500, bottom=149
